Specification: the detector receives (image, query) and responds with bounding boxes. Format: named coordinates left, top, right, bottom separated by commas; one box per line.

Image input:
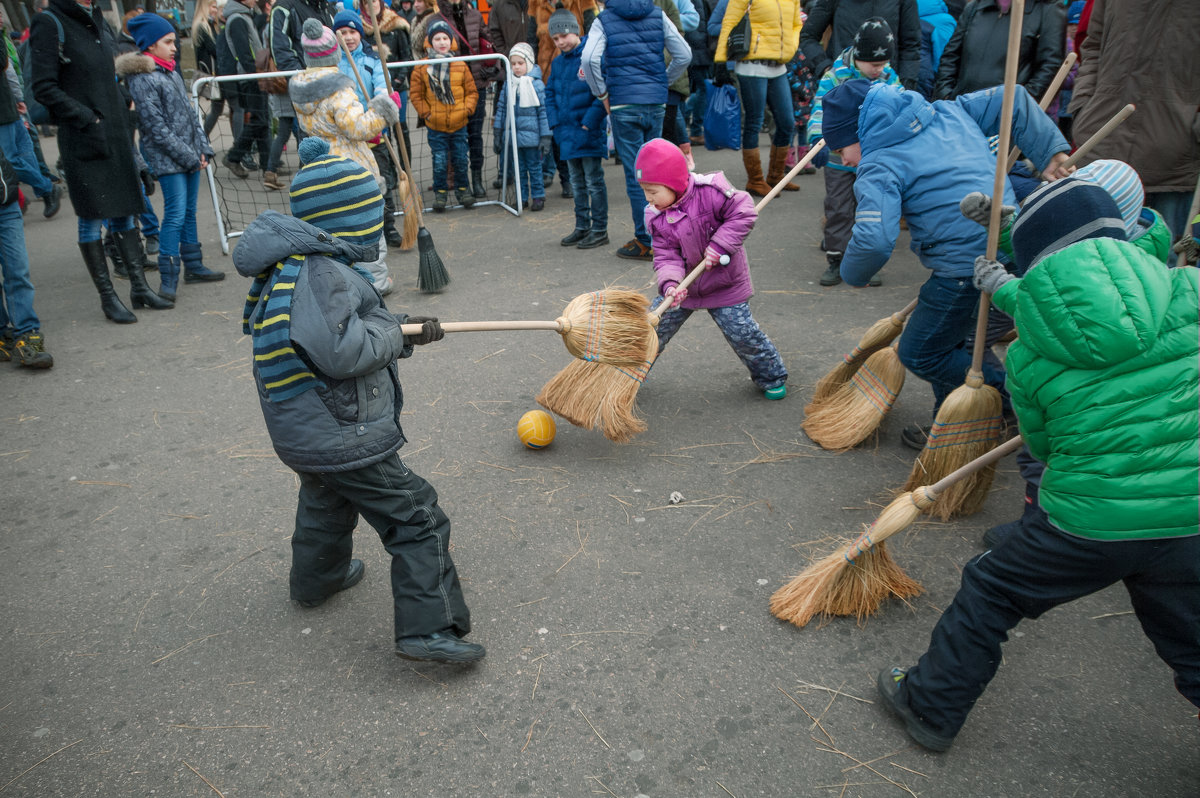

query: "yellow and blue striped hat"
left=288, top=137, right=383, bottom=249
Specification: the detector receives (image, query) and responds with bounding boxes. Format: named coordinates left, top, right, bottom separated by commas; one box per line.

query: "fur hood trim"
left=114, top=51, right=156, bottom=77
left=289, top=69, right=355, bottom=105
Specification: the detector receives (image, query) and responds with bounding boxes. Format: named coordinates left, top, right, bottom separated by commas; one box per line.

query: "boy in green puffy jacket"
left=876, top=178, right=1200, bottom=752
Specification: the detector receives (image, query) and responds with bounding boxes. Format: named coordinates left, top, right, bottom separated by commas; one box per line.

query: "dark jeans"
left=466, top=99, right=486, bottom=172
left=291, top=453, right=471, bottom=641
left=428, top=127, right=469, bottom=193
left=738, top=72, right=792, bottom=149
left=609, top=103, right=665, bottom=246
left=901, top=514, right=1200, bottom=737
left=685, top=64, right=711, bottom=137
left=267, top=115, right=296, bottom=173
left=226, top=85, right=270, bottom=169
left=897, top=274, right=1006, bottom=413
left=372, top=141, right=399, bottom=226
left=566, top=156, right=607, bottom=233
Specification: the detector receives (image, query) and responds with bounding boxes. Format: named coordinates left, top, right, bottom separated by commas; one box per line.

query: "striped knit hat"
left=1010, top=177, right=1126, bottom=273
left=288, top=138, right=383, bottom=248
left=301, top=18, right=340, bottom=68
left=1073, top=159, right=1144, bottom=237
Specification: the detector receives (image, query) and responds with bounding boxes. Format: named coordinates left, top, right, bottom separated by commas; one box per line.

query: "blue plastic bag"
left=703, top=79, right=741, bottom=151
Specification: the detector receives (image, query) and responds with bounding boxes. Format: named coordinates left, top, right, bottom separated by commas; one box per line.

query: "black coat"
left=29, top=0, right=143, bottom=220
left=799, top=0, right=923, bottom=86
left=934, top=0, right=1064, bottom=101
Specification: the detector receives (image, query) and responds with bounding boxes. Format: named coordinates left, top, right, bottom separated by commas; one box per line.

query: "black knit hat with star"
left=852, top=17, right=895, bottom=64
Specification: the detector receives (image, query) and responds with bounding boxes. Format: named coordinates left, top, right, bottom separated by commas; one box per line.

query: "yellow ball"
left=517, top=409, right=557, bottom=449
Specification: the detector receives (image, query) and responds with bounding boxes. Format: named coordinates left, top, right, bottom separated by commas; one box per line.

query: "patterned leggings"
left=649, top=298, right=788, bottom=391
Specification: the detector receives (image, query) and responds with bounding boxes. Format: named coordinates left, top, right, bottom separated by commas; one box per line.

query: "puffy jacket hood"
left=996, top=239, right=1172, bottom=370
left=233, top=210, right=373, bottom=278
left=859, top=83, right=935, bottom=153
left=606, top=0, right=657, bottom=21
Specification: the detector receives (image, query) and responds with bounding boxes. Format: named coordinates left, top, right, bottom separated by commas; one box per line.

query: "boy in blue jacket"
left=819, top=79, right=1072, bottom=449
left=544, top=7, right=609, bottom=249
left=494, top=42, right=551, bottom=211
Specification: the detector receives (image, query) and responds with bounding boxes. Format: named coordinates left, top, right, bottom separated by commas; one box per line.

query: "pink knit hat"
left=635, top=139, right=689, bottom=197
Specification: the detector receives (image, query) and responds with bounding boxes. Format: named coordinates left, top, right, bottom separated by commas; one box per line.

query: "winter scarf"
left=508, top=42, right=541, bottom=108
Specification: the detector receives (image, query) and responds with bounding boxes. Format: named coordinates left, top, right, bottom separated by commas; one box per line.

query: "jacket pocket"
left=77, top=115, right=112, bottom=162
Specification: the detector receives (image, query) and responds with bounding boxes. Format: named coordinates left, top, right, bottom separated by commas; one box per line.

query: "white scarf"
left=514, top=74, right=541, bottom=108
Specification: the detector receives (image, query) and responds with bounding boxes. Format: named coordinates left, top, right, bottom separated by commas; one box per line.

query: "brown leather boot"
left=768, top=145, right=801, bottom=191
left=741, top=148, right=772, bottom=197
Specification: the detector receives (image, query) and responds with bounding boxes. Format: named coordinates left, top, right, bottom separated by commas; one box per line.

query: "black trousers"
left=290, top=453, right=471, bottom=641
left=227, top=84, right=270, bottom=169
left=901, top=511, right=1200, bottom=737
left=372, top=141, right=399, bottom=230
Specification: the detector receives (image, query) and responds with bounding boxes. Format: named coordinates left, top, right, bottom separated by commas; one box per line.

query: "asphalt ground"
left=1, top=136, right=1195, bottom=797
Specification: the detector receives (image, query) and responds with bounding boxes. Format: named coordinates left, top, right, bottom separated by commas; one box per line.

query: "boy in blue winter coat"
left=493, top=42, right=551, bottom=211
left=806, top=17, right=902, bottom=287
left=544, top=7, right=609, bottom=249
left=819, top=79, right=1072, bottom=449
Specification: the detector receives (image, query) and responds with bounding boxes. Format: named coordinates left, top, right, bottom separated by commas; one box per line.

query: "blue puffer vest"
left=600, top=0, right=667, bottom=107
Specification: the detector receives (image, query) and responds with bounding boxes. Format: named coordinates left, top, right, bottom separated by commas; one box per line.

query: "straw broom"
left=770, top=435, right=1023, bottom=628
left=339, top=33, right=450, bottom=292
left=801, top=342, right=907, bottom=451
left=898, top=1, right=1026, bottom=519
left=363, top=19, right=420, bottom=250
left=809, top=298, right=918, bottom=406
left=538, top=141, right=829, bottom=441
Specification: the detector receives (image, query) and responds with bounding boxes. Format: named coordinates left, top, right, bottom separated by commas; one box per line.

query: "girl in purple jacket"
left=635, top=138, right=789, bottom=399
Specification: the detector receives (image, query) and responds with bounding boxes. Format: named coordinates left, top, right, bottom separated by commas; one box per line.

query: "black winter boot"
left=80, top=240, right=137, bottom=324
left=114, top=229, right=173, bottom=310
left=105, top=231, right=129, bottom=280
left=471, top=168, right=487, bottom=199
left=819, top=253, right=843, bottom=286
left=180, top=241, right=225, bottom=283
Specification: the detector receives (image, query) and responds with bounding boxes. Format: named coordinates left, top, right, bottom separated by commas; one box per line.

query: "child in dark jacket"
left=544, top=8, right=608, bottom=248
left=233, top=137, right=484, bottom=665
left=493, top=42, right=551, bottom=210
left=635, top=138, right=788, bottom=399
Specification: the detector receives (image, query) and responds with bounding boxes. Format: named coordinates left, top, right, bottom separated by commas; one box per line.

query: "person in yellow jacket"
left=714, top=0, right=804, bottom=196
left=288, top=19, right=400, bottom=183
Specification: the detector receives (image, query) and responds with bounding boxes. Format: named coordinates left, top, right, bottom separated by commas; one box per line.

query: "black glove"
left=140, top=168, right=156, bottom=196
left=493, top=135, right=502, bottom=155
left=539, top=135, right=553, bottom=159
left=900, top=77, right=919, bottom=92
left=405, top=315, right=444, bottom=345
left=713, top=66, right=734, bottom=87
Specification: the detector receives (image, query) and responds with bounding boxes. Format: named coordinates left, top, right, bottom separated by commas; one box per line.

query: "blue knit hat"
left=821, top=79, right=872, bottom=151
left=1067, top=1, right=1085, bottom=24
left=1010, top=177, right=1126, bottom=273
left=127, top=12, right=176, bottom=52
left=332, top=9, right=365, bottom=37
left=1074, top=159, right=1144, bottom=237
left=288, top=138, right=383, bottom=248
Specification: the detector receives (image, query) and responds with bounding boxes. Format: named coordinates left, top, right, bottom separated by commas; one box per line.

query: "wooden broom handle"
left=1062, top=104, right=1134, bottom=169
left=1005, top=51, right=1076, bottom=171
left=969, top=0, right=1025, bottom=379
left=926, top=435, right=1024, bottom=498
left=366, top=18, right=426, bottom=226
left=650, top=141, right=829, bottom=323
left=400, top=320, right=567, bottom=334
left=337, top=34, right=417, bottom=226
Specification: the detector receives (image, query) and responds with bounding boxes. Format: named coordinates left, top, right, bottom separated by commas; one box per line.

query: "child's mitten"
left=369, top=93, right=401, bottom=126
left=959, top=191, right=1016, bottom=230
left=973, top=256, right=1014, bottom=294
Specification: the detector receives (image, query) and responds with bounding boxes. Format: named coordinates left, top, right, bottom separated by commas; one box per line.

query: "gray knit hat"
left=547, top=5, right=579, bottom=37
left=302, top=18, right=340, bottom=68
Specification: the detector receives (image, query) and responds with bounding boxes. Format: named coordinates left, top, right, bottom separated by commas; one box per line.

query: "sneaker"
left=42, top=184, right=62, bottom=219
left=396, top=632, right=486, bottom=663
left=530, top=197, right=545, bottom=212
left=375, top=276, right=394, bottom=296
left=384, top=227, right=404, bottom=249
left=876, top=667, right=956, bottom=752
left=0, top=330, right=13, bottom=362
left=457, top=188, right=476, bottom=209
left=868, top=275, right=882, bottom=287
left=982, top=518, right=1020, bottom=549
left=819, top=262, right=842, bottom=286
left=223, top=155, right=249, bottom=179
left=242, top=154, right=259, bottom=172
left=143, top=235, right=159, bottom=256
left=561, top=181, right=573, bottom=198
left=295, top=559, right=365, bottom=608
left=561, top=228, right=589, bottom=246
left=432, top=190, right=448, bottom=212
left=576, top=231, right=609, bottom=250
left=615, top=239, right=653, bottom=261
left=901, top=423, right=932, bottom=451
left=763, top=384, right=787, bottom=400
left=14, top=331, right=54, bottom=369
left=263, top=171, right=286, bottom=191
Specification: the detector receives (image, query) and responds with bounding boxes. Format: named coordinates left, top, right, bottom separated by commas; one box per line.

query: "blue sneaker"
left=876, top=667, right=956, bottom=752
left=764, top=384, right=787, bottom=400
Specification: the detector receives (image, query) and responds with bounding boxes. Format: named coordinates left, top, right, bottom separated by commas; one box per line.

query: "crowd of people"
left=0, top=0, right=1196, bottom=746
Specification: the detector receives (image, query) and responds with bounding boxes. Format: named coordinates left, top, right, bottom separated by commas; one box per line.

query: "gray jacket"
left=234, top=210, right=414, bottom=473
left=117, top=53, right=215, bottom=176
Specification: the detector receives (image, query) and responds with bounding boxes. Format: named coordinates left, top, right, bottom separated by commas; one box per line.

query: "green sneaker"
left=764, top=384, right=787, bottom=400
left=15, top=331, right=54, bottom=369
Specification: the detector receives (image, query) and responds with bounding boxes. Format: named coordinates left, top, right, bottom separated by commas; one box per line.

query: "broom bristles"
left=416, top=229, right=451, bottom=293
left=536, top=359, right=607, bottom=429
left=770, top=490, right=930, bottom=627
left=811, top=308, right=909, bottom=403
left=901, top=380, right=1004, bottom=520
left=398, top=174, right=419, bottom=250
left=595, top=335, right=659, bottom=443
left=803, top=346, right=906, bottom=451
left=559, top=289, right=655, bottom=368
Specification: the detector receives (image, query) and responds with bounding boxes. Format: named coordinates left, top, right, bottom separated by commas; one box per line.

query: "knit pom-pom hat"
left=332, top=9, right=365, bottom=37
left=1074, top=159, right=1145, bottom=238
left=289, top=138, right=384, bottom=248
left=302, top=18, right=340, bottom=68
left=634, top=138, right=689, bottom=197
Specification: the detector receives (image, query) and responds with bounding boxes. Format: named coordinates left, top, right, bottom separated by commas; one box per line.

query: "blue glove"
left=809, top=140, right=829, bottom=169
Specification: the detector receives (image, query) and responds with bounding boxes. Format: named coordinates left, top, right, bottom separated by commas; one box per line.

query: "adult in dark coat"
left=30, top=0, right=172, bottom=324
left=799, top=0, right=923, bottom=89
left=488, top=0, right=532, bottom=58
left=934, top=0, right=1064, bottom=102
